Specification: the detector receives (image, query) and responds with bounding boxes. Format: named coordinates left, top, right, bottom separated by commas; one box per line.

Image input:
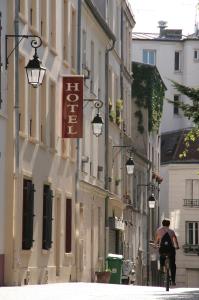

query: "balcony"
left=183, top=244, right=199, bottom=255
left=184, top=199, right=199, bottom=207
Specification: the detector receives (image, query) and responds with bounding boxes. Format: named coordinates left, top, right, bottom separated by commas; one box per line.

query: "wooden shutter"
left=65, top=198, right=72, bottom=253
left=42, top=185, right=53, bottom=250
left=22, top=179, right=35, bottom=250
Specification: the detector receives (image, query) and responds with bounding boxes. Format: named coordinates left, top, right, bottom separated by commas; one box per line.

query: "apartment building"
left=0, top=1, right=7, bottom=286
left=4, top=0, right=79, bottom=285
left=1, top=0, right=137, bottom=286
left=132, top=21, right=199, bottom=287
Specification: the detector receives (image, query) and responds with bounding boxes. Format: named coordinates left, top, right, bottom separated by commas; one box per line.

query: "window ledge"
left=28, top=137, right=39, bottom=145
left=49, top=147, right=57, bottom=154
left=63, top=60, right=70, bottom=69
left=19, top=131, right=27, bottom=139
left=39, top=142, right=47, bottom=150
left=19, top=13, right=28, bottom=24
left=21, top=249, right=33, bottom=254
left=41, top=249, right=52, bottom=255
left=49, top=46, right=58, bottom=57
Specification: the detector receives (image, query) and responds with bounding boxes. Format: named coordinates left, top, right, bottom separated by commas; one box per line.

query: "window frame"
left=174, top=50, right=182, bottom=72
left=142, top=49, right=156, bottom=65
left=186, top=221, right=199, bottom=245
left=22, top=178, right=35, bottom=250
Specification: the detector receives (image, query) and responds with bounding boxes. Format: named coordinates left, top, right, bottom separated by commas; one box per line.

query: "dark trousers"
left=159, top=247, right=176, bottom=283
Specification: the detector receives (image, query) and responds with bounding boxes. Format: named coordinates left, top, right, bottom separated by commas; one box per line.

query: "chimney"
left=158, top=20, right=168, bottom=37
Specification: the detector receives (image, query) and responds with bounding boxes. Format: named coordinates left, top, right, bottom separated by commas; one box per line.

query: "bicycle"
left=149, top=241, right=171, bottom=292
left=159, top=252, right=171, bottom=291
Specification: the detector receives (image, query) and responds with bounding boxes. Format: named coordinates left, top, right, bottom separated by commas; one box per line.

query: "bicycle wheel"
left=165, top=258, right=170, bottom=291
left=166, top=267, right=170, bottom=291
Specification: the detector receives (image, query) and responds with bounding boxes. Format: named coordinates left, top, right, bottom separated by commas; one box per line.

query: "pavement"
left=0, top=282, right=199, bottom=300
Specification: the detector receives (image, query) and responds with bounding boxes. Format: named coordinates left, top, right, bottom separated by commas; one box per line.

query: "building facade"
left=2, top=0, right=136, bottom=286
left=5, top=0, right=78, bottom=285
left=132, top=22, right=199, bottom=287
left=0, top=1, right=7, bottom=286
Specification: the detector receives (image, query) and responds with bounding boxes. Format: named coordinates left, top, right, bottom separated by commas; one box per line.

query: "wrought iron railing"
left=184, top=199, right=199, bottom=207
left=183, top=244, right=199, bottom=254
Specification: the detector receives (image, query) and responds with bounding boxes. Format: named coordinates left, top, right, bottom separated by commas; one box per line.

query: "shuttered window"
left=22, top=179, right=35, bottom=250
left=65, top=198, right=72, bottom=253
left=42, top=185, right=53, bottom=250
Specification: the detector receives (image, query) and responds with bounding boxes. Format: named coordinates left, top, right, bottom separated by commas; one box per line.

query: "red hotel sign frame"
left=62, top=76, right=84, bottom=138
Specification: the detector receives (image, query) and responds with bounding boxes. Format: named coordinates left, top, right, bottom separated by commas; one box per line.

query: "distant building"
left=132, top=21, right=199, bottom=287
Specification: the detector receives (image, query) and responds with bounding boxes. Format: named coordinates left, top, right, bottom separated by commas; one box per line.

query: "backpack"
left=159, top=232, right=173, bottom=254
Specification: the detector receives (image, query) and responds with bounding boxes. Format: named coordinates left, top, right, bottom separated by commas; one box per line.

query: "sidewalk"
left=0, top=282, right=199, bottom=300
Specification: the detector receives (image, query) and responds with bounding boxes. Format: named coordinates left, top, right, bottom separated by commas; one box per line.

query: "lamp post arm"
left=5, top=34, right=42, bottom=69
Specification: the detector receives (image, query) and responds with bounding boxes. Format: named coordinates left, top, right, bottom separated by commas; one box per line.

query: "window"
left=82, top=30, right=87, bottom=67
left=42, top=185, right=53, bottom=250
left=29, top=0, right=36, bottom=28
left=71, top=7, right=76, bottom=69
left=40, top=0, right=47, bottom=38
left=185, top=179, right=199, bottom=199
left=49, top=0, right=56, bottom=49
left=194, top=49, right=199, bottom=61
left=98, top=51, right=102, bottom=99
left=19, top=0, right=25, bottom=16
left=19, top=56, right=26, bottom=132
left=49, top=80, right=56, bottom=148
left=173, top=94, right=180, bottom=115
left=90, top=41, right=94, bottom=93
left=39, top=77, right=46, bottom=144
left=174, top=51, right=182, bottom=71
left=63, top=0, right=69, bottom=61
left=186, top=221, right=199, bottom=245
left=22, top=179, right=35, bottom=250
left=28, top=86, right=36, bottom=138
left=65, top=198, right=72, bottom=253
left=143, top=50, right=156, bottom=65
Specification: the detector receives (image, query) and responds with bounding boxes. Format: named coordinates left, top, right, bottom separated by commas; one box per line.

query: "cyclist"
left=155, top=219, right=179, bottom=286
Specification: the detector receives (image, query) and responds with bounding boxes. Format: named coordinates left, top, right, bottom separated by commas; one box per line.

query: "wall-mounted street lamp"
left=148, top=194, right=156, bottom=209
left=5, top=35, right=46, bottom=88
left=112, top=145, right=135, bottom=175
left=125, top=156, right=135, bottom=175
left=84, top=99, right=104, bottom=137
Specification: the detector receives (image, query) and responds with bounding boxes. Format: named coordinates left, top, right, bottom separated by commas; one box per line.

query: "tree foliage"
left=168, top=80, right=199, bottom=157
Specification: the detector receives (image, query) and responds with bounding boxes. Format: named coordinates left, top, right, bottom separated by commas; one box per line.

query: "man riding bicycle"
left=155, top=219, right=179, bottom=286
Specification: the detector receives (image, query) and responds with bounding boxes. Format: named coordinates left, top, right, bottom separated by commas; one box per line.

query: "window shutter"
left=22, top=180, right=35, bottom=250
left=42, top=186, right=53, bottom=250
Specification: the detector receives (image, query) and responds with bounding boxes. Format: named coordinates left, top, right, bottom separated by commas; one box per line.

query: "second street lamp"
left=91, top=113, right=104, bottom=137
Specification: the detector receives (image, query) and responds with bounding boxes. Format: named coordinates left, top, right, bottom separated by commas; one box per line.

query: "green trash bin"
left=106, top=254, right=123, bottom=284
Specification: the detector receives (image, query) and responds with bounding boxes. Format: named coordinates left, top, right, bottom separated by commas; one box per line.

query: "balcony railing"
left=184, top=199, right=199, bottom=207
left=183, top=244, right=199, bottom=254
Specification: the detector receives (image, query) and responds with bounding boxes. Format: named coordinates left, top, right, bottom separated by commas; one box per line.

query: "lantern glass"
left=148, top=194, right=156, bottom=209
left=91, top=113, right=103, bottom=137
left=125, top=157, right=135, bottom=175
left=25, top=55, right=46, bottom=88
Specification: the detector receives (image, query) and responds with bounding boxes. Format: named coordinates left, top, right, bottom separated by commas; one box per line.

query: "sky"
left=129, top=0, right=199, bottom=36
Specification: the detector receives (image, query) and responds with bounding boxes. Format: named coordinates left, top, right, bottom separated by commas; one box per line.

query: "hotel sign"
left=62, top=76, right=83, bottom=138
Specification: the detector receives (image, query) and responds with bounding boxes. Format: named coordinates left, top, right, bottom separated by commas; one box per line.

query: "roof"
left=161, top=129, right=199, bottom=164
left=132, top=30, right=194, bottom=41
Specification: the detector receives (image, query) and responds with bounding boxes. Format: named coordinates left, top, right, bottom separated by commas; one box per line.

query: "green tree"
left=169, top=80, right=199, bottom=158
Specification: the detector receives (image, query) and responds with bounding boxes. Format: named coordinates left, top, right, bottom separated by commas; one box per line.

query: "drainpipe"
left=14, top=0, right=19, bottom=174
left=12, top=0, right=20, bottom=285
left=104, top=39, right=115, bottom=261
left=75, top=0, right=82, bottom=282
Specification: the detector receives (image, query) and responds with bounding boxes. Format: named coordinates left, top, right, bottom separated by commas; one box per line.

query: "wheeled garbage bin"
left=106, top=254, right=123, bottom=284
